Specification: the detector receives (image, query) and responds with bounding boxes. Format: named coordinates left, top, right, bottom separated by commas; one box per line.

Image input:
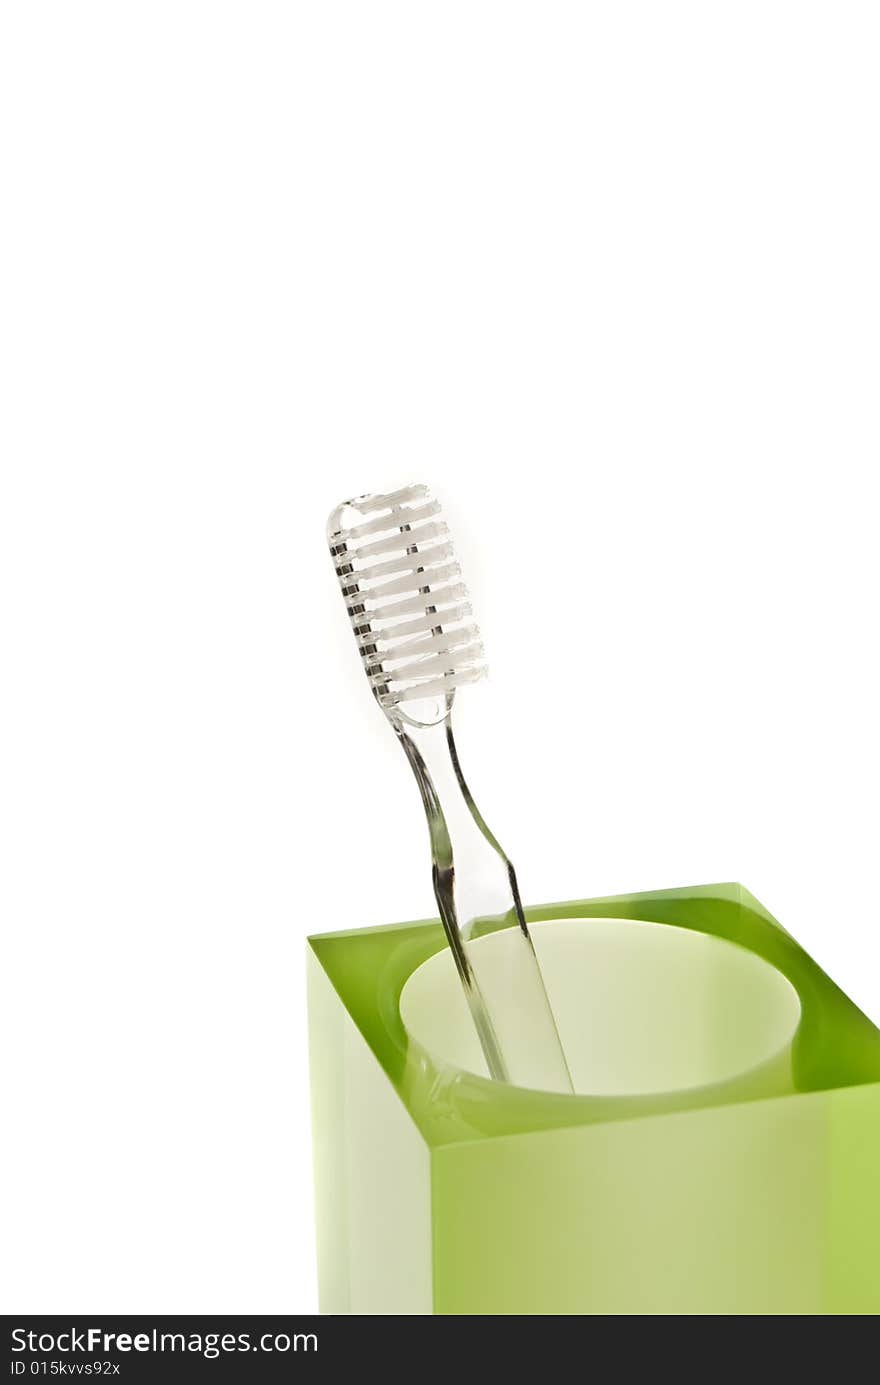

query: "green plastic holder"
left=307, top=884, right=880, bottom=1314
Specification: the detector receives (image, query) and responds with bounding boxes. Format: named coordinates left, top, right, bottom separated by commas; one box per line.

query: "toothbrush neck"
left=394, top=711, right=517, bottom=936
left=392, top=705, right=574, bottom=1096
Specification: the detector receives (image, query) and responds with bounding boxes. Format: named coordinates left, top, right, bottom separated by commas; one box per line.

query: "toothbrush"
left=327, top=485, right=573, bottom=1092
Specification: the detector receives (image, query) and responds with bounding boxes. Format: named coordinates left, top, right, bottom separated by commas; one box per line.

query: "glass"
left=308, top=883, right=880, bottom=1314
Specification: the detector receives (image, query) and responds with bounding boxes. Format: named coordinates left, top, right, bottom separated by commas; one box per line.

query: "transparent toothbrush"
left=328, top=485, right=572, bottom=1093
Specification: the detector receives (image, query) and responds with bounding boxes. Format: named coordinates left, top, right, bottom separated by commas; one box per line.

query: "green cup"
left=308, top=884, right=880, bottom=1314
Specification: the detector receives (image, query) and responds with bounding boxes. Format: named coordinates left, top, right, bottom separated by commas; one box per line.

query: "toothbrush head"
left=327, top=484, right=486, bottom=715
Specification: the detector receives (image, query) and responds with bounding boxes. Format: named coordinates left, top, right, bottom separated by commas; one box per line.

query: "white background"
left=2, top=3, right=878, bottom=1314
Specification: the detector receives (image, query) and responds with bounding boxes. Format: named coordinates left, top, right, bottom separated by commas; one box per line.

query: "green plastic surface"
left=308, top=884, right=880, bottom=1314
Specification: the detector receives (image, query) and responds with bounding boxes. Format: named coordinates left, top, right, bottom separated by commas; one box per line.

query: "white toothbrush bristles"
left=328, top=486, right=486, bottom=709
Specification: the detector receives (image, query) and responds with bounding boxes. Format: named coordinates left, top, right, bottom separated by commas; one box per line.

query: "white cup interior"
left=399, top=917, right=802, bottom=1096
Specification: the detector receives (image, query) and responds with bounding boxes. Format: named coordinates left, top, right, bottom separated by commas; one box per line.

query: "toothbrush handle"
left=397, top=714, right=573, bottom=1093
